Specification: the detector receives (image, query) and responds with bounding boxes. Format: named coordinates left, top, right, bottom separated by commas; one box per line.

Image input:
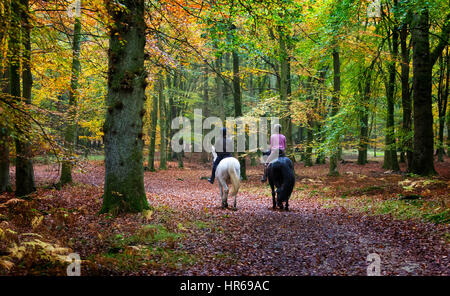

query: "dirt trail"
left=138, top=165, right=449, bottom=276
left=19, top=160, right=448, bottom=275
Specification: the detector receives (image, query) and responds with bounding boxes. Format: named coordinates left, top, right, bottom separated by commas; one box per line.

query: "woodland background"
left=0, top=0, right=448, bottom=275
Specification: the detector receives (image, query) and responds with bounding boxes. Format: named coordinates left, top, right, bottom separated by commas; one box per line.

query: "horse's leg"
left=277, top=196, right=284, bottom=210
left=270, top=183, right=276, bottom=209
left=276, top=189, right=283, bottom=210
left=285, top=200, right=289, bottom=211
left=232, top=188, right=237, bottom=210
left=219, top=183, right=224, bottom=208
left=223, top=184, right=229, bottom=208
left=219, top=178, right=229, bottom=208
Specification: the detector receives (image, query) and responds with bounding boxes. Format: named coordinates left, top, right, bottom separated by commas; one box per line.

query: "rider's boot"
left=208, top=168, right=215, bottom=184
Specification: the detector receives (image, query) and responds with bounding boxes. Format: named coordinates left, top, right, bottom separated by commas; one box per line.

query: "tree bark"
left=201, top=65, right=209, bottom=163
left=383, top=24, right=400, bottom=172
left=101, top=0, right=149, bottom=214
left=437, top=50, right=448, bottom=162
left=400, top=23, right=413, bottom=168
left=278, top=28, right=293, bottom=157
left=0, top=69, right=10, bottom=192
left=304, top=76, right=313, bottom=167
left=147, top=92, right=158, bottom=172
left=158, top=71, right=167, bottom=170
left=165, top=74, right=173, bottom=162
left=232, top=50, right=246, bottom=180
left=329, top=48, right=340, bottom=176
left=215, top=49, right=225, bottom=122
left=0, top=0, right=10, bottom=192
left=14, top=0, right=35, bottom=197
left=447, top=98, right=450, bottom=156
left=410, top=10, right=436, bottom=175
left=358, top=70, right=371, bottom=165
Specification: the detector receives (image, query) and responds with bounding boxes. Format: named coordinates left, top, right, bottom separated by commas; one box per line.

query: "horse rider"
left=208, top=127, right=234, bottom=184
left=261, top=123, right=286, bottom=182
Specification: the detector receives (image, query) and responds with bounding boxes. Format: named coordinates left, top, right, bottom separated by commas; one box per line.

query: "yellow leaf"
left=31, top=215, right=44, bottom=230
left=143, top=209, right=153, bottom=221
left=177, top=223, right=187, bottom=231
left=124, top=245, right=141, bottom=256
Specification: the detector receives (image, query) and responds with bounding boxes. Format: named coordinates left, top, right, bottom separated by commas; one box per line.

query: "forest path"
left=139, top=164, right=449, bottom=276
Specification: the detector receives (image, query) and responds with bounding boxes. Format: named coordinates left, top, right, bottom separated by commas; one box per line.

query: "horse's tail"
left=228, top=162, right=240, bottom=196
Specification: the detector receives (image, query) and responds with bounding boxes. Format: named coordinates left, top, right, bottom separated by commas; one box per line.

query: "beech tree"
left=11, top=0, right=35, bottom=197
left=410, top=6, right=450, bottom=175
left=101, top=0, right=149, bottom=213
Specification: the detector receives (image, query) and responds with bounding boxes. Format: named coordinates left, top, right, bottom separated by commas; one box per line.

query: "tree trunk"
left=372, top=110, right=377, bottom=157
left=447, top=100, right=450, bottom=156
left=232, top=50, right=246, bottom=180
left=315, top=123, right=325, bottom=164
left=315, top=67, right=327, bottom=165
left=410, top=10, right=436, bottom=175
left=400, top=23, right=413, bottom=168
left=0, top=69, right=10, bottom=192
left=214, top=48, right=225, bottom=122
left=305, top=127, right=313, bottom=167
left=437, top=50, right=448, bottom=162
left=147, top=92, right=158, bottom=172
left=358, top=70, right=371, bottom=165
left=61, top=14, right=82, bottom=185
left=170, top=71, right=182, bottom=164
left=201, top=65, right=209, bottom=163
left=224, top=52, right=232, bottom=117
left=329, top=48, right=340, bottom=176
left=304, top=77, right=313, bottom=167
left=278, top=28, right=292, bottom=156
left=14, top=0, right=35, bottom=197
left=165, top=74, right=173, bottom=162
left=0, top=0, right=10, bottom=192
left=158, top=71, right=167, bottom=170
left=101, top=0, right=149, bottom=214
left=383, top=22, right=400, bottom=171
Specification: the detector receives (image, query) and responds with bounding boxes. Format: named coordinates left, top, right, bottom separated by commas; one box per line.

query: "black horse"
left=263, top=152, right=295, bottom=210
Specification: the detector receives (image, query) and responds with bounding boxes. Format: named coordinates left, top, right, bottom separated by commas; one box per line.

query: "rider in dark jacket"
left=208, top=127, right=233, bottom=184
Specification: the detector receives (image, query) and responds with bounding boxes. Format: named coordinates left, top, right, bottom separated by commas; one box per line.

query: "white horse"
left=211, top=146, right=241, bottom=210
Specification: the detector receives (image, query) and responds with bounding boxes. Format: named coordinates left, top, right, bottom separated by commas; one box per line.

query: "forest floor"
left=0, top=155, right=449, bottom=275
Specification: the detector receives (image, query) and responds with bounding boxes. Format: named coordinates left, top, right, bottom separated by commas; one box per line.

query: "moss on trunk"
left=101, top=0, right=149, bottom=214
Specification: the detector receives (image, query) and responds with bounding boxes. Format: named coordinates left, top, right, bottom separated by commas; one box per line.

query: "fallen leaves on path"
left=0, top=157, right=449, bottom=275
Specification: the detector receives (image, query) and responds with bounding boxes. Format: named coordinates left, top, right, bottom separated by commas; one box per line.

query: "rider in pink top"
left=261, top=124, right=286, bottom=182
left=270, top=133, right=286, bottom=151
